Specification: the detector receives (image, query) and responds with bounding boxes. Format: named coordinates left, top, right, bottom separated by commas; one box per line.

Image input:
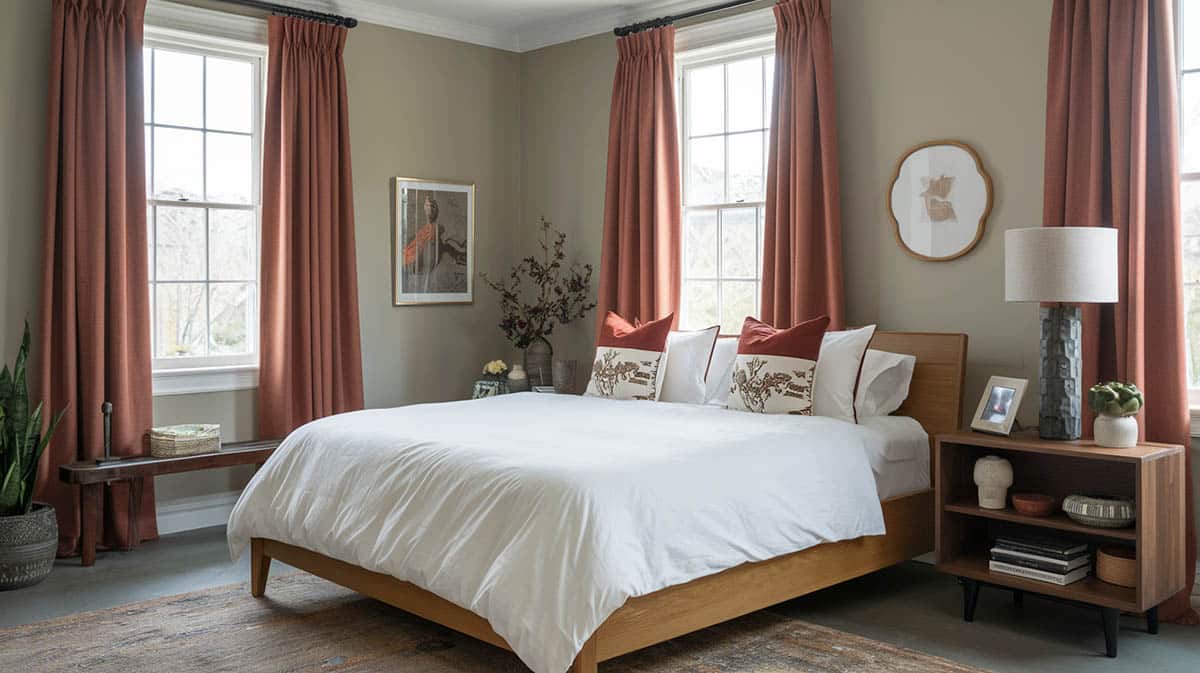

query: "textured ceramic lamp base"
left=1039, top=305, right=1082, bottom=440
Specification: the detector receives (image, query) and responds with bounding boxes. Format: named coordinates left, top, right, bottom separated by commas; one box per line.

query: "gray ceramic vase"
left=0, top=502, right=58, bottom=590
left=524, top=336, right=553, bottom=387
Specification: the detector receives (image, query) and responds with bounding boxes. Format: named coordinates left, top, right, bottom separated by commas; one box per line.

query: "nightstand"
left=934, top=430, right=1186, bottom=657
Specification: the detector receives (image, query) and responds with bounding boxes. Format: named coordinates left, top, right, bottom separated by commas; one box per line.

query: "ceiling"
left=289, top=0, right=717, bottom=52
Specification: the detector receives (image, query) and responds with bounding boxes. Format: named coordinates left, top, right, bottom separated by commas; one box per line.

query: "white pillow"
left=813, top=325, right=877, bottom=423
left=657, top=326, right=720, bottom=404
left=703, top=338, right=739, bottom=405
left=855, top=349, right=916, bottom=418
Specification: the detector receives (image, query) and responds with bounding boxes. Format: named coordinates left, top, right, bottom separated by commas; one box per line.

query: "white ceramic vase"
left=1094, top=414, right=1138, bottom=448
left=973, top=455, right=1013, bottom=510
left=507, top=364, right=529, bottom=393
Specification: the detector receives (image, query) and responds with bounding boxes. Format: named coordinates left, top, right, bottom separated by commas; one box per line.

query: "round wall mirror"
left=887, top=140, right=993, bottom=261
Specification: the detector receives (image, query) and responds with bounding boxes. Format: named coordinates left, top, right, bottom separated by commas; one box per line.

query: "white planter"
left=1094, top=414, right=1138, bottom=448
left=973, top=455, right=1013, bottom=510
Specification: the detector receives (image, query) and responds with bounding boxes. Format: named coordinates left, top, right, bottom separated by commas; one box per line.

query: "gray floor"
left=2, top=526, right=1197, bottom=672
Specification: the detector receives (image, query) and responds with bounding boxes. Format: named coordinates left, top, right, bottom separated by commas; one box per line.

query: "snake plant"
left=0, top=321, right=66, bottom=517
left=1087, top=381, right=1144, bottom=418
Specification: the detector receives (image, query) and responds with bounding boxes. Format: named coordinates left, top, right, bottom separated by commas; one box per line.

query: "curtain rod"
left=613, top=0, right=760, bottom=37
left=209, top=0, right=358, bottom=28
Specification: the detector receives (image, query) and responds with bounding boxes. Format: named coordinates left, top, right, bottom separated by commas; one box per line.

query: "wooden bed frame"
left=250, top=331, right=967, bottom=673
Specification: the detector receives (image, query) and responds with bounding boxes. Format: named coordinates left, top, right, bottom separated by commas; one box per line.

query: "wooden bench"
left=59, top=439, right=281, bottom=566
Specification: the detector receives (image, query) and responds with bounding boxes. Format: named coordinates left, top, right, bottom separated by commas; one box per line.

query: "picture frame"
left=970, top=376, right=1028, bottom=436
left=887, top=140, right=993, bottom=262
left=392, top=177, right=476, bottom=305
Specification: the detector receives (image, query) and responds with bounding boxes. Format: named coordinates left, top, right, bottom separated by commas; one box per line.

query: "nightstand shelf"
left=934, top=430, right=1186, bottom=658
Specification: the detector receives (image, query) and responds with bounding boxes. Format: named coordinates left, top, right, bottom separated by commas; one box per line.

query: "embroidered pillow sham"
left=584, top=312, right=674, bottom=400
left=727, top=316, right=830, bottom=414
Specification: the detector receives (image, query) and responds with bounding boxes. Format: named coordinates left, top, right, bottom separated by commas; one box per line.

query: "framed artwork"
left=392, top=177, right=475, bottom=305
left=970, top=376, right=1028, bottom=436
left=887, top=140, right=993, bottom=262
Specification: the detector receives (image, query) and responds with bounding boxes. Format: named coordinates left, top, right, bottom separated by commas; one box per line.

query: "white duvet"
left=228, top=393, right=886, bottom=673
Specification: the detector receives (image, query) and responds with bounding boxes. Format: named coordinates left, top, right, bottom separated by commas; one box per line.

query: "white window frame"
left=676, top=32, right=776, bottom=334
left=145, top=2, right=266, bottom=396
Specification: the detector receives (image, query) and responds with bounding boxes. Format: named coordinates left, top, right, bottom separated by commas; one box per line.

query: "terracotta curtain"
left=597, top=26, right=681, bottom=331
left=35, top=0, right=155, bottom=555
left=259, top=16, right=364, bottom=438
left=760, top=0, right=844, bottom=330
left=1044, top=0, right=1196, bottom=623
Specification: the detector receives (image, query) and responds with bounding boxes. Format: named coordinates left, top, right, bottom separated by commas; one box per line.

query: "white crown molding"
left=287, top=0, right=520, bottom=51
left=515, top=0, right=725, bottom=52
left=147, top=0, right=267, bottom=44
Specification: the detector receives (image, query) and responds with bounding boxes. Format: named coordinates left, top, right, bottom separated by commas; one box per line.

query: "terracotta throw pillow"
left=584, top=312, right=674, bottom=400
left=727, top=315, right=830, bottom=415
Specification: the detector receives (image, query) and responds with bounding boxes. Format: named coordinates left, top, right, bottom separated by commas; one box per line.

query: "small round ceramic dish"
left=1062, top=494, right=1135, bottom=528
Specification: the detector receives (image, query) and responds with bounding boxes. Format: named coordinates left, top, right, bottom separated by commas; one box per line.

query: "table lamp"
left=1004, top=227, right=1118, bottom=440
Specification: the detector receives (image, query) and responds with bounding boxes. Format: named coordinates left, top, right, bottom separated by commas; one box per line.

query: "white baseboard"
left=155, top=491, right=242, bottom=535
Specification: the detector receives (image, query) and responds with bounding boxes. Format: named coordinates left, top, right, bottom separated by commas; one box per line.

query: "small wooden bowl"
left=1010, top=492, right=1056, bottom=517
left=1097, top=545, right=1137, bottom=588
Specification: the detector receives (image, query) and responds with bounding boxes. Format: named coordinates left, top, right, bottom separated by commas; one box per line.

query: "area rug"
left=2, top=573, right=988, bottom=673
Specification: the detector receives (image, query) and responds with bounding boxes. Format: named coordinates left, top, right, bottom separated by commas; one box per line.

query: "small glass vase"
left=523, top=336, right=553, bottom=387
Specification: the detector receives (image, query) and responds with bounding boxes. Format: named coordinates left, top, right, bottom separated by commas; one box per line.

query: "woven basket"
left=149, top=424, right=220, bottom=458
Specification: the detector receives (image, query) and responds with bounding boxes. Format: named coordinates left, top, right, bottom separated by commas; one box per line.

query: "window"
left=144, top=28, right=264, bottom=383
left=1181, top=0, right=1200, bottom=407
left=677, top=40, right=775, bottom=333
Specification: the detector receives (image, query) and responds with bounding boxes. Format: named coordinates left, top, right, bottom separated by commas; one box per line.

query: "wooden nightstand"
left=934, top=430, right=1186, bottom=657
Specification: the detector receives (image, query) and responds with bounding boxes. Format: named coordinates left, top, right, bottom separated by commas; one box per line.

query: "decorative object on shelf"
left=0, top=321, right=66, bottom=590
left=1088, top=381, right=1143, bottom=448
left=480, top=217, right=596, bottom=386
left=1011, top=492, right=1056, bottom=517
left=95, top=402, right=122, bottom=464
left=972, top=455, right=1013, bottom=510
left=506, top=363, right=529, bottom=393
left=1096, top=545, right=1137, bottom=588
left=392, top=177, right=475, bottom=306
left=552, top=358, right=577, bottom=394
left=1004, top=227, right=1119, bottom=440
left=481, top=359, right=508, bottom=380
left=149, top=424, right=221, bottom=458
left=888, top=140, right=993, bottom=261
left=1062, top=494, right=1136, bottom=528
left=969, top=376, right=1027, bottom=436
left=471, top=379, right=509, bottom=399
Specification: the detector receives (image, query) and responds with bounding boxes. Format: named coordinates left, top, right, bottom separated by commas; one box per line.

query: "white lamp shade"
left=1004, top=227, right=1119, bottom=303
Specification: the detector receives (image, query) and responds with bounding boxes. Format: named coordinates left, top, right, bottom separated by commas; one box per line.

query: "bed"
left=229, top=331, right=966, bottom=673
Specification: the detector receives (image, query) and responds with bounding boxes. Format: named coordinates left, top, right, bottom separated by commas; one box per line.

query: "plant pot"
left=1094, top=414, right=1138, bottom=448
left=0, top=502, right=58, bottom=590
left=524, top=336, right=553, bottom=387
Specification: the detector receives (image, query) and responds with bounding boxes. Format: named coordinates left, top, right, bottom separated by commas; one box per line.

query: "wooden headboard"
left=869, top=331, right=968, bottom=446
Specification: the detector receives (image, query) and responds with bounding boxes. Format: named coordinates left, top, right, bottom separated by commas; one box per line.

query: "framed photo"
left=392, top=177, right=475, bottom=305
left=971, top=376, right=1028, bottom=436
left=887, top=140, right=993, bottom=262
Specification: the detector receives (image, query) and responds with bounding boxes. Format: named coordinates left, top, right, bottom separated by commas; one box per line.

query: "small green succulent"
left=1087, top=381, right=1144, bottom=417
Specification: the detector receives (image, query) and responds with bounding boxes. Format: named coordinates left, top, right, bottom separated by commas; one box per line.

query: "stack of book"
left=989, top=534, right=1091, bottom=585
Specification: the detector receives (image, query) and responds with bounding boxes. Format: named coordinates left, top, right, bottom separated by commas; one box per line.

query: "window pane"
left=728, top=131, right=764, bottom=202
left=210, top=209, right=255, bottom=281
left=156, top=283, right=207, bottom=358
left=1183, top=73, right=1200, bottom=173
left=1187, top=0, right=1200, bottom=70
left=154, top=49, right=203, bottom=128
left=1184, top=181, right=1200, bottom=236
left=687, top=64, right=724, bottom=136
left=206, top=132, right=252, bottom=204
left=210, top=283, right=252, bottom=355
left=155, top=207, right=206, bottom=281
left=1188, top=284, right=1200, bottom=386
left=683, top=280, right=719, bottom=330
left=687, top=136, right=725, bottom=205
left=143, top=48, right=152, bottom=123
left=206, top=56, right=253, bottom=133
left=727, top=57, right=763, bottom=132
left=720, top=281, right=757, bottom=335
left=144, top=125, right=153, bottom=196
left=684, top=211, right=718, bottom=278
left=154, top=127, right=204, bottom=201
left=721, top=208, right=757, bottom=278
left=764, top=55, right=775, bottom=128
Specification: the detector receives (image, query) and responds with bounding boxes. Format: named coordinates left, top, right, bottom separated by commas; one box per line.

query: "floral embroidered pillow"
left=584, top=312, right=674, bottom=401
left=728, top=315, right=830, bottom=415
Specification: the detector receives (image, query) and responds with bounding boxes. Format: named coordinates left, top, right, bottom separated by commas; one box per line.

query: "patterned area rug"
left=2, top=573, right=989, bottom=673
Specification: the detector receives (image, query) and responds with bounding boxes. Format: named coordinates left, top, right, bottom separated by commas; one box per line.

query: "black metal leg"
left=1101, top=607, right=1119, bottom=658
left=1146, top=606, right=1159, bottom=635
left=1012, top=590, right=1024, bottom=608
left=960, top=578, right=981, bottom=622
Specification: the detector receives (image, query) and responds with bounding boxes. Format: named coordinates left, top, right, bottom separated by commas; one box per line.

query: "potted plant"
left=0, top=321, right=65, bottom=590
left=480, top=218, right=596, bottom=386
left=1087, top=381, right=1143, bottom=448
